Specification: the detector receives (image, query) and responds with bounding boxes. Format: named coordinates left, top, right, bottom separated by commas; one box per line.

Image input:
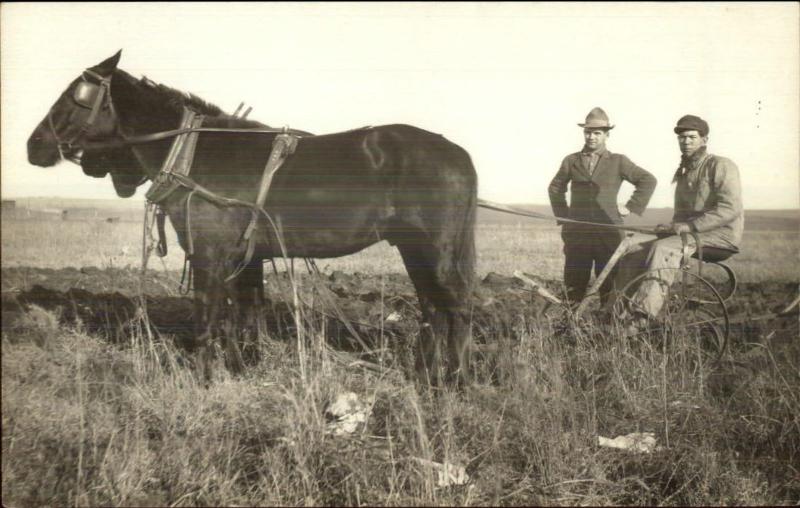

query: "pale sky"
left=2, top=2, right=798, bottom=209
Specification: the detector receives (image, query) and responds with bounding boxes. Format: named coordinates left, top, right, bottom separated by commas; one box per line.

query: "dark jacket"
left=672, top=148, right=743, bottom=250
left=549, top=149, right=657, bottom=226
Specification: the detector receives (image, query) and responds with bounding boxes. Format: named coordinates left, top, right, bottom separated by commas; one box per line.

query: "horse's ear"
left=90, top=50, right=122, bottom=77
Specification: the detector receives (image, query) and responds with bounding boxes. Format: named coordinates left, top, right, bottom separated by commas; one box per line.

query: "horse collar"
left=145, top=108, right=206, bottom=205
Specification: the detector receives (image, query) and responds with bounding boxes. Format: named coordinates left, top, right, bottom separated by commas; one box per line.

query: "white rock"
left=325, top=392, right=371, bottom=436
left=414, top=458, right=470, bottom=488
left=597, top=432, right=658, bottom=454
left=385, top=311, right=402, bottom=323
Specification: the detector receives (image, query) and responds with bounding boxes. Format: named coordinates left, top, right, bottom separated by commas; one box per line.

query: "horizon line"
left=4, top=195, right=799, bottom=213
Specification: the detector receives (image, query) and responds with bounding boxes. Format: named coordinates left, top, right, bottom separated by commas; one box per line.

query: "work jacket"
left=548, top=149, right=657, bottom=228
left=672, top=148, right=743, bottom=250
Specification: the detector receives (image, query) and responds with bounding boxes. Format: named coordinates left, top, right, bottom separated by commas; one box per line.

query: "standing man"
left=612, top=114, right=743, bottom=318
left=549, top=107, right=657, bottom=304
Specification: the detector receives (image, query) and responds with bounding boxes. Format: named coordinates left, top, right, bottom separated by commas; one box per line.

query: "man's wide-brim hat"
left=578, top=107, right=614, bottom=130
left=673, top=114, right=709, bottom=137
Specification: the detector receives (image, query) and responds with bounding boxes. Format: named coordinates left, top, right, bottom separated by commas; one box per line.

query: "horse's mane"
left=112, top=69, right=277, bottom=129
left=114, top=70, right=233, bottom=119
left=138, top=74, right=224, bottom=117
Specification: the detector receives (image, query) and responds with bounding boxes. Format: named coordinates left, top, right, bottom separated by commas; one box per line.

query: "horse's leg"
left=233, top=259, right=265, bottom=364
left=421, top=271, right=471, bottom=387
left=445, top=294, right=472, bottom=387
left=436, top=195, right=476, bottom=387
left=189, top=256, right=248, bottom=383
left=190, top=264, right=223, bottom=385
left=395, top=239, right=449, bottom=386
left=395, top=235, right=473, bottom=387
left=216, top=262, right=247, bottom=375
left=418, top=308, right=448, bottom=387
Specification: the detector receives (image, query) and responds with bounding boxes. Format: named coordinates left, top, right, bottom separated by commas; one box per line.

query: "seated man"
left=611, top=114, right=743, bottom=318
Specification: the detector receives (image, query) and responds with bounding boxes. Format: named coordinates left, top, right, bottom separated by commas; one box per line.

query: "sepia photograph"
left=2, top=2, right=798, bottom=505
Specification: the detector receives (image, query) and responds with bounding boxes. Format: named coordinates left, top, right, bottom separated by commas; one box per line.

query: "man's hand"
left=655, top=222, right=692, bottom=235
left=671, top=222, right=692, bottom=234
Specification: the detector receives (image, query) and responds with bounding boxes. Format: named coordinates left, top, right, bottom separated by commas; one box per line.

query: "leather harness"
left=143, top=107, right=301, bottom=284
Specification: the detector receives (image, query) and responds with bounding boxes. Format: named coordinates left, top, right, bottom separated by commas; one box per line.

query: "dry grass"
left=3, top=294, right=797, bottom=506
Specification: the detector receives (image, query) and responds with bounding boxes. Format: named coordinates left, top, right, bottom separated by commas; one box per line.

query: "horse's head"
left=27, top=51, right=123, bottom=168
left=27, top=50, right=148, bottom=197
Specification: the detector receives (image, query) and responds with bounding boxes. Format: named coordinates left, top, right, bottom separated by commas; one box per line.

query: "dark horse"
left=27, top=51, right=478, bottom=385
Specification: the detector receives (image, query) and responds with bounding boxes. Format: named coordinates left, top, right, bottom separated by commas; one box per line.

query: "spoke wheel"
left=681, top=260, right=738, bottom=303
left=613, top=268, right=729, bottom=368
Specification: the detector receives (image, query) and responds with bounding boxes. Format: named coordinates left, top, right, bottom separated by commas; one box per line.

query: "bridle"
left=46, top=67, right=149, bottom=187
left=47, top=68, right=114, bottom=164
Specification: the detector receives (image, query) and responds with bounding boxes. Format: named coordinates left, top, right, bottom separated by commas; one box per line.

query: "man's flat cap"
left=674, top=115, right=709, bottom=137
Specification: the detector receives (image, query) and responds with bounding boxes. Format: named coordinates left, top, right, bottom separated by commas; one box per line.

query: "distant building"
left=1, top=200, right=16, bottom=212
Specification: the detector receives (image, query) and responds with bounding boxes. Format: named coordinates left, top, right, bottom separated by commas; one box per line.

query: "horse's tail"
left=453, top=157, right=478, bottom=296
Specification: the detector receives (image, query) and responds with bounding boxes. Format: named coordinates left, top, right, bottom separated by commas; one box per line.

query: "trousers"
left=561, top=226, right=624, bottom=304
left=609, top=235, right=693, bottom=317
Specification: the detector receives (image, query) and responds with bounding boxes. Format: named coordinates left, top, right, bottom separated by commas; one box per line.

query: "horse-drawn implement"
left=481, top=201, right=799, bottom=371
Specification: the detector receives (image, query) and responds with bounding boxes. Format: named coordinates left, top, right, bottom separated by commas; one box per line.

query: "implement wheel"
left=681, top=259, right=738, bottom=304
left=613, top=268, right=730, bottom=368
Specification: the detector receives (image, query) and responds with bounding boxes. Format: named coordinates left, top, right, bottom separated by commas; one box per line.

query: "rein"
left=478, top=200, right=714, bottom=275
left=476, top=199, right=662, bottom=235
left=81, top=125, right=310, bottom=151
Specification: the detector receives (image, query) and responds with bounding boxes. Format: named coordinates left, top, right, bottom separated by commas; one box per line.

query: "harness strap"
left=185, top=190, right=198, bottom=256
left=176, top=190, right=199, bottom=295
left=224, top=132, right=299, bottom=284
left=179, top=256, right=194, bottom=296
left=170, top=173, right=253, bottom=208
left=83, top=79, right=109, bottom=131
left=243, top=132, right=299, bottom=242
left=155, top=207, right=168, bottom=257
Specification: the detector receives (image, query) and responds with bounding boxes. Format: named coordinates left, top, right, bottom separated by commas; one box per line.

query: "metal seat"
left=691, top=246, right=737, bottom=263
left=685, top=242, right=738, bottom=303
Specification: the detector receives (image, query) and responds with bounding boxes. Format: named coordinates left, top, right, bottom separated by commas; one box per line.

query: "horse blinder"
left=49, top=71, right=114, bottom=163
left=73, top=81, right=102, bottom=109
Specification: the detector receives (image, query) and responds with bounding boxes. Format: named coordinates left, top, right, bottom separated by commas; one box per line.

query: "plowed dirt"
left=2, top=267, right=797, bottom=353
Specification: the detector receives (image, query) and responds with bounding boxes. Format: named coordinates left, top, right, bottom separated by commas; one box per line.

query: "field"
left=2, top=202, right=799, bottom=506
